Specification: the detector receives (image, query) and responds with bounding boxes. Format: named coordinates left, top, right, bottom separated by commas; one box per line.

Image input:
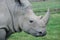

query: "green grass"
left=8, top=1, right=60, bottom=40
left=32, top=1, right=60, bottom=13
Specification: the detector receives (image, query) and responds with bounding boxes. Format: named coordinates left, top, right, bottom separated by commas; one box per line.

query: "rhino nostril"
left=39, top=32, right=42, bottom=34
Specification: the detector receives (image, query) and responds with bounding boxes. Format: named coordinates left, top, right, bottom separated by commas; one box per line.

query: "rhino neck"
left=5, top=0, right=22, bottom=32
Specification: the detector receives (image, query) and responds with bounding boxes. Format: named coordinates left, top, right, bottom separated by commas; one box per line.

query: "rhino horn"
left=41, top=8, right=50, bottom=25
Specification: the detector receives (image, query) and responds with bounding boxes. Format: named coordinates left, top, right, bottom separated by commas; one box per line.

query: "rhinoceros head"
left=19, top=8, right=50, bottom=37
left=17, top=0, right=50, bottom=37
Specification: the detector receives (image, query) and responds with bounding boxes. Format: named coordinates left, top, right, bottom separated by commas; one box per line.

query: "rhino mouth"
left=24, top=29, right=47, bottom=37
left=33, top=32, right=47, bottom=37
left=25, top=31, right=46, bottom=37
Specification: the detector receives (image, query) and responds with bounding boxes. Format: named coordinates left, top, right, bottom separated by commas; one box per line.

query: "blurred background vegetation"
left=8, top=0, right=60, bottom=40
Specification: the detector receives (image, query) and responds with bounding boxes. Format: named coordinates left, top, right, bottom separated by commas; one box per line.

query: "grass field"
left=8, top=1, right=60, bottom=40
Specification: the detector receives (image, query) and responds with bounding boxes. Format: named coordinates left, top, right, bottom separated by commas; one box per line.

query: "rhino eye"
left=29, top=20, right=33, bottom=23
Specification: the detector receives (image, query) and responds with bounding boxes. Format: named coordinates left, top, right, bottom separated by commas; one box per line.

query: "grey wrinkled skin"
left=0, top=0, right=50, bottom=40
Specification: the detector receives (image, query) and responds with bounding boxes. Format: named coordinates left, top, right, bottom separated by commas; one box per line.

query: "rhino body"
left=0, top=0, right=50, bottom=40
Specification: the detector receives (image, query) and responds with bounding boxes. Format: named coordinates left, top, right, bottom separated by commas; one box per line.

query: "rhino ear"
left=15, top=0, right=22, bottom=5
left=41, top=8, right=50, bottom=25
left=20, top=0, right=31, bottom=7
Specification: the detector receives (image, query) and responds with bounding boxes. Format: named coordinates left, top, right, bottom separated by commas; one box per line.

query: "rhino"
left=0, top=0, right=50, bottom=40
